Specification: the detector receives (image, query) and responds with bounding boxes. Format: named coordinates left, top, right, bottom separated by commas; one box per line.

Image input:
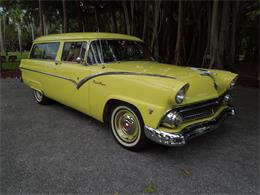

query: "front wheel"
left=33, top=89, right=49, bottom=105
left=110, top=104, right=148, bottom=151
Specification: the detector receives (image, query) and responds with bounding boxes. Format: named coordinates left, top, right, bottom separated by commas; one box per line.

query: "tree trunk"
left=82, top=15, right=87, bottom=32
left=229, top=1, right=240, bottom=70
left=30, top=22, right=35, bottom=41
left=110, top=5, right=117, bottom=32
left=160, top=2, right=170, bottom=61
left=202, top=2, right=212, bottom=67
left=174, top=0, right=184, bottom=65
left=3, top=14, right=6, bottom=49
left=17, top=23, right=22, bottom=53
left=151, top=1, right=161, bottom=54
left=130, top=1, right=134, bottom=35
left=187, top=30, right=197, bottom=65
left=218, top=1, right=230, bottom=69
left=42, top=14, right=47, bottom=35
left=142, top=1, right=148, bottom=40
left=59, top=24, right=62, bottom=34
left=209, top=0, right=220, bottom=69
left=165, top=2, right=175, bottom=62
left=62, top=0, right=68, bottom=33
left=0, top=17, right=5, bottom=53
left=0, top=17, right=2, bottom=71
left=94, top=6, right=100, bottom=32
left=75, top=0, right=83, bottom=32
left=122, top=1, right=130, bottom=35
left=39, top=0, right=44, bottom=35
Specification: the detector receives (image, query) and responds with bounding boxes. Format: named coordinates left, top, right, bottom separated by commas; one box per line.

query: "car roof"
left=34, top=32, right=143, bottom=43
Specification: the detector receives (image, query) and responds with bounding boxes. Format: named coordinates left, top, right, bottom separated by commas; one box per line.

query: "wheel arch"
left=102, top=99, right=143, bottom=126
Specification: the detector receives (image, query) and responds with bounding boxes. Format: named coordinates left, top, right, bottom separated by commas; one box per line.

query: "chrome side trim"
left=20, top=67, right=78, bottom=85
left=20, top=67, right=176, bottom=90
left=76, top=71, right=176, bottom=89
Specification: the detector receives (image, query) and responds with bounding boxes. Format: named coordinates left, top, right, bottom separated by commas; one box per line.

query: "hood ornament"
left=191, top=68, right=218, bottom=90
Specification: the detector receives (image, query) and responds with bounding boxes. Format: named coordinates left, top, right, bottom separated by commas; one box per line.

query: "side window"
left=87, top=41, right=102, bottom=65
left=30, top=44, right=45, bottom=59
left=87, top=40, right=112, bottom=65
left=46, top=43, right=60, bottom=60
left=30, top=43, right=59, bottom=60
left=61, top=42, right=86, bottom=62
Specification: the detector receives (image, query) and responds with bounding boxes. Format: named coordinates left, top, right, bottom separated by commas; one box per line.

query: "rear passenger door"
left=52, top=41, right=92, bottom=112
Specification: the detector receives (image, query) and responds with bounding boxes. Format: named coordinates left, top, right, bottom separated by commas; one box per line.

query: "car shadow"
left=44, top=99, right=234, bottom=158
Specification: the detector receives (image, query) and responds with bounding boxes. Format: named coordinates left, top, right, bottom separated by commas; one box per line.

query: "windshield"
left=87, top=40, right=154, bottom=65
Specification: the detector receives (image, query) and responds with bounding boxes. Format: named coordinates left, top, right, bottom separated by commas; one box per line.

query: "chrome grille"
left=175, top=97, right=223, bottom=122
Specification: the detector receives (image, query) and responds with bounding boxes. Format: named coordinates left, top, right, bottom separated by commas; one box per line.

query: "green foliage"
left=145, top=183, right=157, bottom=194
left=0, top=52, right=29, bottom=70
left=0, top=1, right=258, bottom=69
left=239, top=1, right=259, bottom=62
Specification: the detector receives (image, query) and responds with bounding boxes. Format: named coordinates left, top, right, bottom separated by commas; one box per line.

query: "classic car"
left=20, top=32, right=238, bottom=150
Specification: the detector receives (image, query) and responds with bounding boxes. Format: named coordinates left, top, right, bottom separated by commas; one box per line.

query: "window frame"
left=85, top=39, right=150, bottom=66
left=29, top=42, right=60, bottom=61
left=61, top=41, right=88, bottom=64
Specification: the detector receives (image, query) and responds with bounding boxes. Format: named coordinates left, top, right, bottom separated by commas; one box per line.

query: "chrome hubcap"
left=121, top=115, right=135, bottom=134
left=34, top=90, right=43, bottom=102
left=114, top=109, right=139, bottom=143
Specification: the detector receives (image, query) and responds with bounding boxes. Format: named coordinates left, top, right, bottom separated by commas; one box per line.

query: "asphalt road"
left=0, top=79, right=259, bottom=194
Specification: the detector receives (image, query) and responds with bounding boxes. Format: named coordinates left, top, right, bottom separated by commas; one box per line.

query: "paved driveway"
left=1, top=79, right=259, bottom=194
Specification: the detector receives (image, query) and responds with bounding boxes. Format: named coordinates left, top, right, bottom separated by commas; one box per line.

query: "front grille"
left=182, top=107, right=232, bottom=140
left=175, top=96, right=224, bottom=122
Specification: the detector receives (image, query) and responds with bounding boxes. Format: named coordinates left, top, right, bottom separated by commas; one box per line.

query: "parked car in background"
left=20, top=33, right=238, bottom=150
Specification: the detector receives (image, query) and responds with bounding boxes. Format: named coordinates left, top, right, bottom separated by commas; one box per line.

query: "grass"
left=145, top=183, right=157, bottom=194
left=0, top=52, right=29, bottom=70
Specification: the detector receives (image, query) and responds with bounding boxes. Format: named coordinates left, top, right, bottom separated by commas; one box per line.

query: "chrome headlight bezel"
left=162, top=111, right=183, bottom=128
left=222, top=93, right=232, bottom=104
left=230, top=77, right=238, bottom=89
left=175, top=86, right=187, bottom=104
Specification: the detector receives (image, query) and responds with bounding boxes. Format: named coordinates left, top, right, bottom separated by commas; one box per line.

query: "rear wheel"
left=33, top=89, right=49, bottom=105
left=110, top=104, right=148, bottom=151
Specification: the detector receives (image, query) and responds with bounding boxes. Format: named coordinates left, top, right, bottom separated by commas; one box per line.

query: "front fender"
left=87, top=74, right=187, bottom=128
left=210, top=69, right=238, bottom=91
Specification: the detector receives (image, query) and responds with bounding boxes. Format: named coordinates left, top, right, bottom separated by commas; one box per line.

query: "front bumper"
left=144, top=106, right=235, bottom=146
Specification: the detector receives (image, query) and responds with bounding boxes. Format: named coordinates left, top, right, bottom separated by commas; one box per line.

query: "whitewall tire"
left=110, top=104, right=148, bottom=151
left=33, top=89, right=49, bottom=105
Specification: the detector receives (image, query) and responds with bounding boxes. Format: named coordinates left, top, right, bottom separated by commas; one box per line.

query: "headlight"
left=175, top=87, right=186, bottom=104
left=162, top=111, right=183, bottom=128
left=230, top=77, right=238, bottom=89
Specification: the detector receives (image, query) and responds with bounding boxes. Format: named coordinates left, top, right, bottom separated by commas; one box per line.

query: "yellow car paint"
left=20, top=33, right=238, bottom=134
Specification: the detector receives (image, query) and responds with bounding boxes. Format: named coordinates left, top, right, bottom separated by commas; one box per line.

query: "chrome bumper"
left=144, top=107, right=235, bottom=146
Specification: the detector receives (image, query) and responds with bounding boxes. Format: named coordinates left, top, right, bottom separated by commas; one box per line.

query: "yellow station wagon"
left=20, top=32, right=238, bottom=150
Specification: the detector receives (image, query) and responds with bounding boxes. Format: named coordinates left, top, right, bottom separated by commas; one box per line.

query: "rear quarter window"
left=62, top=42, right=87, bottom=62
left=30, top=43, right=60, bottom=60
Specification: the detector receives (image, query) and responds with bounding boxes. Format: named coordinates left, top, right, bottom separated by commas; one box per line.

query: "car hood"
left=104, top=61, right=237, bottom=104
